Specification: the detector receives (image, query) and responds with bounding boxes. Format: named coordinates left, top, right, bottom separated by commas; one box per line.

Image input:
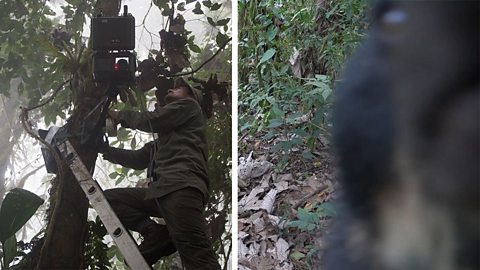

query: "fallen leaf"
left=275, top=173, right=294, bottom=182
left=274, top=181, right=289, bottom=192
left=275, top=238, right=290, bottom=262
left=239, top=186, right=265, bottom=213
left=260, top=189, right=278, bottom=213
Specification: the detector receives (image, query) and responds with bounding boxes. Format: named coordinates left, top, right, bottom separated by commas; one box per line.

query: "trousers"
left=104, top=187, right=221, bottom=269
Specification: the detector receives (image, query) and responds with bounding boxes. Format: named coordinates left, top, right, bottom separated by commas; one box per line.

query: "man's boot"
left=139, top=223, right=177, bottom=265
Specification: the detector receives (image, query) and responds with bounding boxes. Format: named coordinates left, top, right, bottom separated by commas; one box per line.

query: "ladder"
left=58, top=140, right=151, bottom=270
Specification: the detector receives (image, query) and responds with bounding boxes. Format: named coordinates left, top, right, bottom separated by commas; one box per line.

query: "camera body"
left=93, top=51, right=136, bottom=82
left=91, top=6, right=136, bottom=84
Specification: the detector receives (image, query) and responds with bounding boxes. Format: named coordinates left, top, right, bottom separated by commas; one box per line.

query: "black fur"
left=326, top=1, right=479, bottom=269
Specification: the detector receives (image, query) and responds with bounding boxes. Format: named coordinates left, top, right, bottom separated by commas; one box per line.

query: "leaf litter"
left=238, top=134, right=337, bottom=269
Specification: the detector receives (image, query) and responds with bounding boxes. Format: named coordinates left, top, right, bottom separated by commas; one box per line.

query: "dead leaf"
left=268, top=214, right=287, bottom=229
left=274, top=181, right=289, bottom=192
left=260, top=171, right=272, bottom=188
left=239, top=186, right=265, bottom=213
left=260, top=189, right=278, bottom=214
left=275, top=173, right=294, bottom=182
left=275, top=238, right=290, bottom=262
left=238, top=264, right=252, bottom=270
left=239, top=241, right=250, bottom=260
left=239, top=159, right=274, bottom=181
left=249, top=255, right=276, bottom=270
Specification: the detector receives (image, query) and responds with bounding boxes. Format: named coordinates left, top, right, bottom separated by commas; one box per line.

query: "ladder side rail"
left=60, top=140, right=151, bottom=270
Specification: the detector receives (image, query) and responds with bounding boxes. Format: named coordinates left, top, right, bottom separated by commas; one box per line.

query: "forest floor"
left=238, top=131, right=338, bottom=270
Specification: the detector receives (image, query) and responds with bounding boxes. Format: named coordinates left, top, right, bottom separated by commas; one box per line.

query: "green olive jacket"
left=102, top=98, right=209, bottom=202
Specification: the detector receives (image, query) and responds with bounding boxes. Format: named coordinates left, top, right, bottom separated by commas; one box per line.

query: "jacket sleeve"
left=117, top=99, right=198, bottom=133
left=102, top=142, right=153, bottom=170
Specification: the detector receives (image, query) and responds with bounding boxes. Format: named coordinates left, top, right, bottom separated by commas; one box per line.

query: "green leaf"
left=153, top=0, right=169, bottom=7
left=267, top=119, right=283, bottom=128
left=211, top=3, right=222, bottom=11
left=257, top=48, right=276, bottom=66
left=215, top=32, right=229, bottom=47
left=161, top=7, right=172, bottom=16
left=322, top=88, right=332, bottom=101
left=297, top=208, right=309, bottom=222
left=290, top=250, right=305, bottom=261
left=292, top=128, right=309, bottom=137
left=130, top=136, right=137, bottom=149
left=3, top=234, right=17, bottom=267
left=192, top=2, right=203, bottom=14
left=0, top=188, right=44, bottom=242
left=216, top=18, right=230, bottom=26
left=65, top=0, right=83, bottom=5
left=317, top=202, right=337, bottom=217
left=116, top=127, right=131, bottom=141
left=189, top=43, right=202, bottom=53
left=202, top=0, right=212, bottom=8
left=267, top=26, right=278, bottom=41
left=302, top=150, right=315, bottom=160
left=207, top=17, right=216, bottom=26
left=286, top=112, right=304, bottom=124
left=177, top=2, right=186, bottom=11
left=115, top=176, right=124, bottom=186
left=307, top=223, right=316, bottom=232
left=287, top=220, right=303, bottom=229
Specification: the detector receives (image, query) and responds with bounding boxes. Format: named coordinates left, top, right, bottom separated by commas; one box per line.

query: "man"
left=100, top=78, right=221, bottom=269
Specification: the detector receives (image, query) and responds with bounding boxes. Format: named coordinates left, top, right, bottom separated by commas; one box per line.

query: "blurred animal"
left=326, top=1, right=479, bottom=270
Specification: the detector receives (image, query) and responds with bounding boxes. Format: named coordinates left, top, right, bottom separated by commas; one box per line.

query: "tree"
left=0, top=0, right=231, bottom=269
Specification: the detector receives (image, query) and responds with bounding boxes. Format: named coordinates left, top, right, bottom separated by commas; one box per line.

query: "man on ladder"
left=99, top=78, right=221, bottom=269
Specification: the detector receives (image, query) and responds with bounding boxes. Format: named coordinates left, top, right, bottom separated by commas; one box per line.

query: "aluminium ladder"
left=58, top=140, right=151, bottom=270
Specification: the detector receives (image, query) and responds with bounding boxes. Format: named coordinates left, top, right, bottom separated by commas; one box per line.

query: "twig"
left=26, top=79, right=71, bottom=111
left=291, top=184, right=329, bottom=210
left=238, top=132, right=249, bottom=144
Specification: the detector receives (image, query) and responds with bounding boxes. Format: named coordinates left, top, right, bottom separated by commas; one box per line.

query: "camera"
left=91, top=5, right=136, bottom=84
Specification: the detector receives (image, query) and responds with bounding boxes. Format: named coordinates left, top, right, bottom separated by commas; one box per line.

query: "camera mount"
left=92, top=5, right=136, bottom=84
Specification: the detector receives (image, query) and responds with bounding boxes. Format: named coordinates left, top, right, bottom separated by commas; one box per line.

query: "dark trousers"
left=104, top=187, right=221, bottom=270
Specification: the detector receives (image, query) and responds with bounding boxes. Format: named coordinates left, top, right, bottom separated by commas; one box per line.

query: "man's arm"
left=102, top=141, right=153, bottom=170
left=113, top=99, right=199, bottom=133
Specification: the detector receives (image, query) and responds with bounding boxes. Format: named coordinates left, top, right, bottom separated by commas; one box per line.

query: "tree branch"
left=19, top=79, right=71, bottom=184
left=25, top=79, right=71, bottom=111
left=169, top=37, right=232, bottom=78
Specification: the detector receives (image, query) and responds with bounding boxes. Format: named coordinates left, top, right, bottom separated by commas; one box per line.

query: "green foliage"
left=84, top=217, right=110, bottom=270
left=0, top=1, right=65, bottom=106
left=0, top=189, right=44, bottom=243
left=288, top=207, right=321, bottom=232
left=0, top=188, right=44, bottom=268
left=287, top=202, right=337, bottom=233
left=239, top=0, right=368, bottom=163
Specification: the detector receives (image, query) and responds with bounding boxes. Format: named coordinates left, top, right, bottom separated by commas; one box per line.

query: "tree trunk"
left=36, top=88, right=106, bottom=269
left=35, top=2, right=122, bottom=267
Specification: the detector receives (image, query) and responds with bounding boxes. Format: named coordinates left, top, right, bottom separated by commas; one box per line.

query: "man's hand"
left=97, top=134, right=110, bottom=154
left=108, top=110, right=120, bottom=121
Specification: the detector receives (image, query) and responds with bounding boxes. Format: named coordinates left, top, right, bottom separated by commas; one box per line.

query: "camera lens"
left=116, top=59, right=129, bottom=71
